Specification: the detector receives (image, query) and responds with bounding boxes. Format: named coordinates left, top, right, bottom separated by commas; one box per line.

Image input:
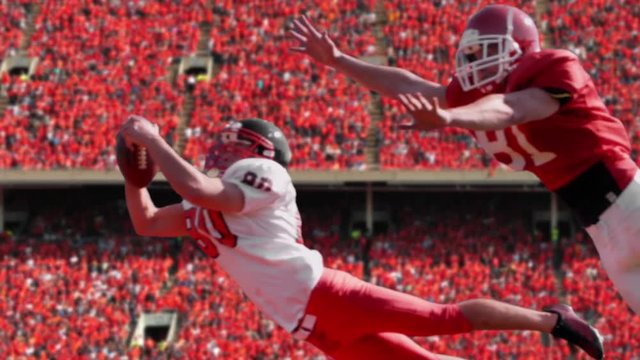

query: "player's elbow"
left=130, top=210, right=163, bottom=237
left=178, top=177, right=214, bottom=207
left=127, top=210, right=158, bottom=237
left=135, top=228, right=154, bottom=237
left=132, top=220, right=155, bottom=237
left=509, top=108, right=527, bottom=125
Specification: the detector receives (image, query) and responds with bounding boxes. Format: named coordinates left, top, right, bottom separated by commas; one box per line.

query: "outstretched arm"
left=398, top=88, right=560, bottom=131
left=289, top=15, right=447, bottom=106
left=124, top=183, right=187, bottom=237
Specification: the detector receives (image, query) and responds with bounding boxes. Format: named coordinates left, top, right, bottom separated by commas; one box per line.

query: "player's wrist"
left=140, top=133, right=169, bottom=162
left=446, top=107, right=474, bottom=129
left=441, top=110, right=454, bottom=128
left=328, top=50, right=345, bottom=68
left=143, top=132, right=164, bottom=147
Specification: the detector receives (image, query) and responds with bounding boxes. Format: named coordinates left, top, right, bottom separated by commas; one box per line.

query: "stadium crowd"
left=0, top=197, right=636, bottom=359
left=183, top=0, right=376, bottom=170
left=0, top=1, right=638, bottom=171
left=0, top=0, right=27, bottom=59
left=0, top=2, right=638, bottom=357
left=1, top=0, right=201, bottom=169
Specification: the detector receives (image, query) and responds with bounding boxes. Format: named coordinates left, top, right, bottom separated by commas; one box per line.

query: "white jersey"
left=182, top=158, right=324, bottom=331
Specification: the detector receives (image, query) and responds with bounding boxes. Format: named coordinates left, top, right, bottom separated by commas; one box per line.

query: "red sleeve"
left=526, top=50, right=590, bottom=105
left=445, top=78, right=462, bottom=107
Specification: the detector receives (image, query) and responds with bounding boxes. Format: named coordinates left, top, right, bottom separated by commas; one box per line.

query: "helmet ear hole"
left=237, top=118, right=292, bottom=168
left=255, top=144, right=270, bottom=159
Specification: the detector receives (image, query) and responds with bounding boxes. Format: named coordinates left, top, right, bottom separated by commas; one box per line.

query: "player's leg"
left=587, top=237, right=640, bottom=313
left=304, top=268, right=603, bottom=359
left=356, top=276, right=604, bottom=359
left=585, top=175, right=640, bottom=314
left=457, top=298, right=555, bottom=331
left=303, top=268, right=472, bottom=341
left=587, top=223, right=640, bottom=314
left=610, top=268, right=640, bottom=312
left=320, top=269, right=552, bottom=335
left=329, top=333, right=465, bottom=360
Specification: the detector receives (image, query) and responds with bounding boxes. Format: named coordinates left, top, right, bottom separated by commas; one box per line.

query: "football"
left=115, top=133, right=158, bottom=188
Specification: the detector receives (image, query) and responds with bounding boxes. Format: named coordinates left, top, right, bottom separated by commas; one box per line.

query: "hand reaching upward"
left=289, top=15, right=343, bottom=67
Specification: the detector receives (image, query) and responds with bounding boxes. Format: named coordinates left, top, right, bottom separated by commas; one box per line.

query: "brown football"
left=116, top=134, right=158, bottom=188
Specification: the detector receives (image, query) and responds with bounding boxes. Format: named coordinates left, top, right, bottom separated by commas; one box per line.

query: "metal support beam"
left=550, top=192, right=559, bottom=243
left=366, top=182, right=373, bottom=235
left=0, top=187, right=4, bottom=232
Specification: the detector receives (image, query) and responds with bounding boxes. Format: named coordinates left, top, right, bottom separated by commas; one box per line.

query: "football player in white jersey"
left=120, top=115, right=604, bottom=360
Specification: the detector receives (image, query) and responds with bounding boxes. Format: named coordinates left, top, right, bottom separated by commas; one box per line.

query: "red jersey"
left=446, top=49, right=637, bottom=191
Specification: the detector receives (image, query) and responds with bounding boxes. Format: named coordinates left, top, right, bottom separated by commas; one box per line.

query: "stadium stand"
left=1, top=0, right=203, bottom=169
left=0, top=1, right=639, bottom=359
left=0, top=0, right=27, bottom=59
left=0, top=1, right=638, bottom=171
left=182, top=1, right=376, bottom=170
left=0, top=193, right=636, bottom=359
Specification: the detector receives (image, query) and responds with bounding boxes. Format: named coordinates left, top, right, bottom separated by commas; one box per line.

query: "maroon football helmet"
left=454, top=5, right=541, bottom=92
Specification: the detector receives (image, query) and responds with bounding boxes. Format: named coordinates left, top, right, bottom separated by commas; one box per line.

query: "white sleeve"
left=222, top=158, right=292, bottom=214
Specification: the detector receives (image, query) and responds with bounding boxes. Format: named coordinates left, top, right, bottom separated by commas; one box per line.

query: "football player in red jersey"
left=120, top=115, right=603, bottom=359
left=291, top=5, right=640, bottom=315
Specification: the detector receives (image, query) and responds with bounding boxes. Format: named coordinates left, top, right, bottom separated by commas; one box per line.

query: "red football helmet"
left=204, top=118, right=291, bottom=174
left=454, top=5, right=540, bottom=92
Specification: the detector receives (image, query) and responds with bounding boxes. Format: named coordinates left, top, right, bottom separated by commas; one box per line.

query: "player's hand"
left=289, top=15, right=342, bottom=67
left=398, top=93, right=451, bottom=131
left=119, top=115, right=160, bottom=147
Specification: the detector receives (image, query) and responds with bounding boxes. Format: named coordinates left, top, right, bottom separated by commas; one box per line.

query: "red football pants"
left=301, top=268, right=473, bottom=359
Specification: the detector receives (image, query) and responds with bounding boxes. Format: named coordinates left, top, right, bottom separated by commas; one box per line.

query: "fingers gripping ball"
left=116, top=134, right=158, bottom=188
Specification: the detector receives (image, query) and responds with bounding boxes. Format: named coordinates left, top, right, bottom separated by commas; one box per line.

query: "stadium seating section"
left=0, top=198, right=636, bottom=359
left=0, top=1, right=26, bottom=60
left=1, top=1, right=638, bottom=170
left=182, top=0, right=375, bottom=170
left=1, top=0, right=201, bottom=168
left=0, top=2, right=638, bottom=357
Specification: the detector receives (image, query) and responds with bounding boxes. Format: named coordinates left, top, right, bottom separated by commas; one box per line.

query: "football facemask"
left=204, top=123, right=276, bottom=174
